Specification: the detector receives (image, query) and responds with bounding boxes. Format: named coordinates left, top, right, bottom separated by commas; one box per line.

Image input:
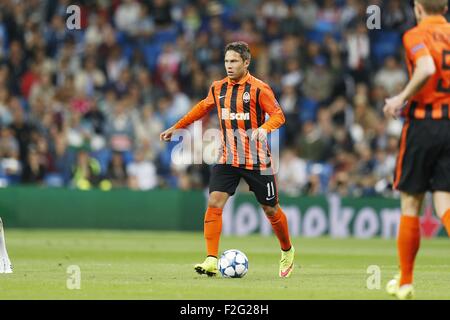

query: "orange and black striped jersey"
left=174, top=72, right=285, bottom=171
left=403, top=15, right=450, bottom=120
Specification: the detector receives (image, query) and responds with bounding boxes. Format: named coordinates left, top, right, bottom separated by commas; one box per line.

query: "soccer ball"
left=218, top=249, right=249, bottom=278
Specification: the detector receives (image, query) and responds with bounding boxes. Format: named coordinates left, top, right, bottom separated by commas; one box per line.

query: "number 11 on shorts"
left=267, top=182, right=275, bottom=198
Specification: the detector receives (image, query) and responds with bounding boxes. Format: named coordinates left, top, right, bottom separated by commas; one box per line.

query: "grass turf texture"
left=0, top=230, right=449, bottom=300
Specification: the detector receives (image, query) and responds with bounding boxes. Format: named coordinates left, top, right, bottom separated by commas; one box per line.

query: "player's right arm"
left=160, top=84, right=216, bottom=141
left=400, top=55, right=436, bottom=100
left=383, top=30, right=436, bottom=119
left=383, top=56, right=436, bottom=118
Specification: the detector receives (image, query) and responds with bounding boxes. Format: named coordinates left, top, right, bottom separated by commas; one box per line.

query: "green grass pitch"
left=0, top=229, right=449, bottom=300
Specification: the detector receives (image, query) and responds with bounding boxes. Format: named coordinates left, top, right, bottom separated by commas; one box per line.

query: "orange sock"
left=204, top=207, right=223, bottom=257
left=397, top=215, right=420, bottom=286
left=442, top=209, right=450, bottom=236
left=267, top=207, right=292, bottom=251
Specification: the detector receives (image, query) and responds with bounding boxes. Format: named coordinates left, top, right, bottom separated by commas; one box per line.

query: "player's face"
left=224, top=50, right=249, bottom=81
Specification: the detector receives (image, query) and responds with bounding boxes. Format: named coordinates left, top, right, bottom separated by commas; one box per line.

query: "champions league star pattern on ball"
left=219, top=249, right=249, bottom=278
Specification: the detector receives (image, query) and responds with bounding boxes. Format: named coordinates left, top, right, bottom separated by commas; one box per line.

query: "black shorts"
left=394, top=119, right=450, bottom=193
left=209, top=164, right=279, bottom=206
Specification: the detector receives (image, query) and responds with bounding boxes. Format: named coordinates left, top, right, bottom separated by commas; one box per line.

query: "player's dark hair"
left=225, top=42, right=251, bottom=62
left=416, top=0, right=448, bottom=14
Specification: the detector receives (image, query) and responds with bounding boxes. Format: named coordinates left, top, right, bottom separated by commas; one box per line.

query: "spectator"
left=21, top=146, right=46, bottom=184
left=279, top=84, right=299, bottom=145
left=374, top=56, right=407, bottom=96
left=105, top=99, right=135, bottom=154
left=114, top=0, right=141, bottom=35
left=156, top=43, right=181, bottom=84
left=0, top=127, right=20, bottom=165
left=353, top=93, right=380, bottom=141
left=345, top=22, right=370, bottom=83
left=74, top=56, right=106, bottom=97
left=281, top=58, right=303, bottom=88
left=6, top=40, right=27, bottom=95
left=281, top=5, right=303, bottom=35
left=83, top=100, right=106, bottom=136
left=383, top=0, right=415, bottom=32
left=127, top=149, right=158, bottom=191
left=146, top=0, right=173, bottom=28
left=296, top=121, right=328, bottom=162
left=29, top=71, right=55, bottom=108
left=278, top=148, right=308, bottom=196
left=329, top=96, right=354, bottom=128
left=261, top=0, right=289, bottom=21
left=134, top=104, right=164, bottom=161
left=66, top=110, right=93, bottom=150
left=316, top=0, right=341, bottom=33
left=9, top=98, right=36, bottom=164
left=105, top=151, right=128, bottom=188
left=165, top=79, right=191, bottom=126
left=302, top=55, right=335, bottom=103
left=52, top=132, right=72, bottom=184
left=71, top=148, right=103, bottom=190
left=0, top=86, right=12, bottom=126
left=105, top=45, right=128, bottom=84
left=295, top=0, right=318, bottom=30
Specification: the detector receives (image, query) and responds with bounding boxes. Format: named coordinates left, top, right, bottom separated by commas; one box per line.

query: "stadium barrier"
left=0, top=187, right=446, bottom=238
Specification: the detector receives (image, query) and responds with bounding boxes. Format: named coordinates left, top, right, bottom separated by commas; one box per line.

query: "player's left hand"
left=251, top=128, right=267, bottom=142
left=383, top=95, right=406, bottom=119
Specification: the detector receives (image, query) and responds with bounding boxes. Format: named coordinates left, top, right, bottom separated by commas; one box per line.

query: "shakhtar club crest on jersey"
left=243, top=92, right=250, bottom=104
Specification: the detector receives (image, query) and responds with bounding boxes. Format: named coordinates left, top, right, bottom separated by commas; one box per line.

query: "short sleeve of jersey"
left=403, top=30, right=431, bottom=64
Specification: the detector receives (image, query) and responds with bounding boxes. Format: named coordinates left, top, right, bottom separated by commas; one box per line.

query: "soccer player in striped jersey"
left=383, top=0, right=450, bottom=299
left=160, top=41, right=295, bottom=278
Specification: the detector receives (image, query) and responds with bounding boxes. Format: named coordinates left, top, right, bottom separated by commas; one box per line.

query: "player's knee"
left=401, top=193, right=424, bottom=216
left=207, top=198, right=222, bottom=208
left=403, top=200, right=421, bottom=213
left=208, top=193, right=227, bottom=209
left=262, top=204, right=277, bottom=217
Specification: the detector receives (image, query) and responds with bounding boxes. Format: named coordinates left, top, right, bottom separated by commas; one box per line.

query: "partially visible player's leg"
left=261, top=204, right=292, bottom=252
left=241, top=169, right=294, bottom=277
left=261, top=204, right=295, bottom=278
left=204, top=191, right=229, bottom=258
left=387, top=192, right=422, bottom=299
left=398, top=192, right=424, bottom=286
left=195, top=165, right=240, bottom=276
left=388, top=119, right=435, bottom=298
left=0, top=218, right=13, bottom=274
left=430, top=121, right=450, bottom=236
left=195, top=192, right=230, bottom=277
left=433, top=191, right=450, bottom=236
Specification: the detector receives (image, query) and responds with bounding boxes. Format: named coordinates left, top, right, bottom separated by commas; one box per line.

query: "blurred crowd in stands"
left=1, top=0, right=448, bottom=196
